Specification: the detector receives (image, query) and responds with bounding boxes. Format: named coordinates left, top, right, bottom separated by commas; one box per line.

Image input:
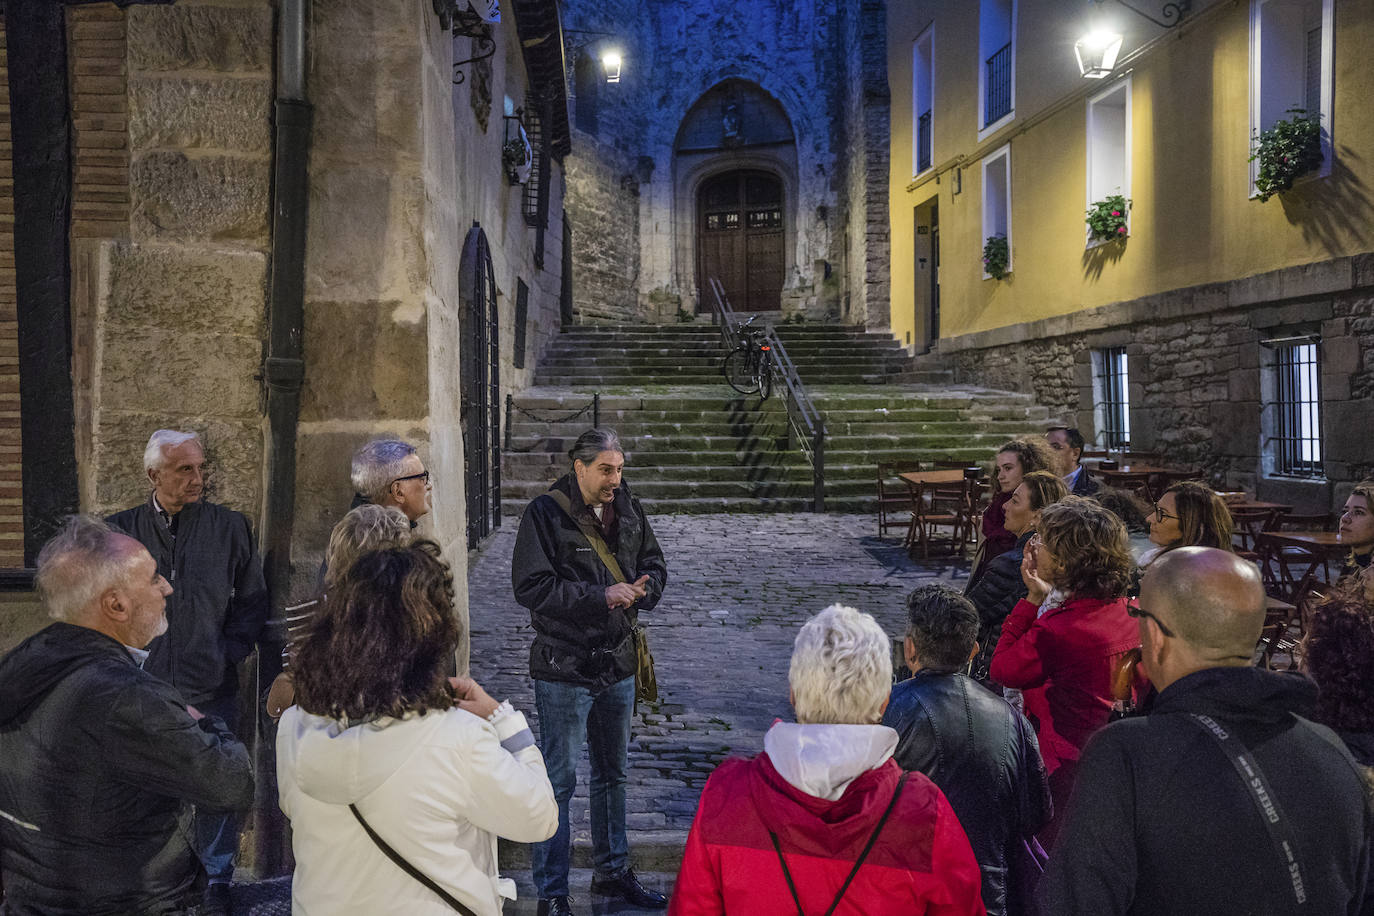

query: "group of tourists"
left=0, top=424, right=1371, bottom=915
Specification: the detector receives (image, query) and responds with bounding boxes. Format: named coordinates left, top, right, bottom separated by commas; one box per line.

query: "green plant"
left=676, top=307, right=695, bottom=323
left=1086, top=194, right=1131, bottom=242
left=983, top=235, right=1009, bottom=279
left=1249, top=108, right=1323, bottom=202
left=502, top=138, right=530, bottom=183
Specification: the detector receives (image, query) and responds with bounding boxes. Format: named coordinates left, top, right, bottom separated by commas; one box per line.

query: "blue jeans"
left=193, top=692, right=241, bottom=885
left=532, top=676, right=634, bottom=898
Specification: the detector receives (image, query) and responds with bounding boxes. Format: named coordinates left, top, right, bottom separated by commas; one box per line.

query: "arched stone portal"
left=673, top=80, right=798, bottom=313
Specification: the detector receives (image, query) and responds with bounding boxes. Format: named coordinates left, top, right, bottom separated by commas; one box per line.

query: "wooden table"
left=1091, top=465, right=1198, bottom=501
left=1227, top=500, right=1293, bottom=513
left=1256, top=530, right=1349, bottom=603
left=899, top=469, right=977, bottom=557
left=899, top=469, right=969, bottom=488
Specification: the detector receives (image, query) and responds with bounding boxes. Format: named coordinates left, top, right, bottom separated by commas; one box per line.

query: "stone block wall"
left=564, top=134, right=640, bottom=323
left=71, top=2, right=272, bottom=520
left=945, top=256, right=1374, bottom=512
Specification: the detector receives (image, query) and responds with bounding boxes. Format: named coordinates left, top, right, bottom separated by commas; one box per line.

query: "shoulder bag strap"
left=769, top=771, right=911, bottom=916
left=349, top=804, right=479, bottom=916
left=1183, top=713, right=1309, bottom=909
left=547, top=489, right=626, bottom=583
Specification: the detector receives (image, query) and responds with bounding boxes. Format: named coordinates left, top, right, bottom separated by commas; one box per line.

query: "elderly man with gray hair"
left=670, top=604, right=985, bottom=916
left=107, top=429, right=268, bottom=913
left=349, top=437, right=433, bottom=523
left=0, top=516, right=254, bottom=914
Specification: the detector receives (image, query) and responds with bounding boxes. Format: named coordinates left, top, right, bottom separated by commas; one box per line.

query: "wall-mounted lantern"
left=1075, top=0, right=1188, bottom=79
left=601, top=50, right=623, bottom=84
left=567, top=30, right=624, bottom=84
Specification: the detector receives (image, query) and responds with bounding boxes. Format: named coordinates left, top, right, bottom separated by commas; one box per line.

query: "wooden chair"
left=907, top=477, right=976, bottom=558
left=1230, top=507, right=1277, bottom=555
left=876, top=461, right=922, bottom=538
left=1256, top=597, right=1303, bottom=670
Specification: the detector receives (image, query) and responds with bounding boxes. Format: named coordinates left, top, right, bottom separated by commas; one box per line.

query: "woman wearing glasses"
left=1140, top=481, right=1234, bottom=570
left=989, top=496, right=1139, bottom=847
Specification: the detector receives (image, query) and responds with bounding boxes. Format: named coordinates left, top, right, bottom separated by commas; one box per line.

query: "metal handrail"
left=705, top=278, right=827, bottom=511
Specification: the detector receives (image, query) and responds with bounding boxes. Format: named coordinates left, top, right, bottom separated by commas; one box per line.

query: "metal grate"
left=1097, top=347, right=1130, bottom=449
left=1273, top=342, right=1323, bottom=478
left=522, top=98, right=543, bottom=228
left=513, top=278, right=528, bottom=369
left=1304, top=26, right=1323, bottom=116
left=917, top=109, right=932, bottom=173
left=985, top=42, right=1012, bottom=126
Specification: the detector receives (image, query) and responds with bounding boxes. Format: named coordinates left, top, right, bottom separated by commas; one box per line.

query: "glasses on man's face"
left=1127, top=603, right=1177, bottom=638
left=392, top=469, right=430, bottom=487
left=1152, top=504, right=1179, bottom=523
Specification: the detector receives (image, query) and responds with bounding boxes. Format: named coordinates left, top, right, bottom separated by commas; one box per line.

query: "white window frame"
left=1093, top=347, right=1131, bottom=449
left=1085, top=76, right=1132, bottom=248
left=912, top=26, right=935, bottom=178
left=1248, top=0, right=1333, bottom=196
left=981, top=143, right=1012, bottom=279
left=977, top=0, right=1016, bottom=141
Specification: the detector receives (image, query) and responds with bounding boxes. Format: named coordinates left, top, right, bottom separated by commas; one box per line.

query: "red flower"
left=1117, top=226, right=1127, bottom=234
left=1111, top=210, right=1121, bottom=217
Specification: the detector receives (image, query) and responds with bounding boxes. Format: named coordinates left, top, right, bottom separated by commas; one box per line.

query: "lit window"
left=981, top=144, right=1011, bottom=278
left=1086, top=77, right=1130, bottom=245
left=1268, top=340, right=1323, bottom=478
left=1249, top=0, right=1333, bottom=192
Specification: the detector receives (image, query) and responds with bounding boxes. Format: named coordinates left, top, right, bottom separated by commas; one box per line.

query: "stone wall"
left=946, top=256, right=1374, bottom=512
left=563, top=133, right=639, bottom=322
left=72, top=2, right=272, bottom=520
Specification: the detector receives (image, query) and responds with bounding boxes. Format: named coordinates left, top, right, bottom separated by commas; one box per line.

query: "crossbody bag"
left=349, top=804, right=478, bottom=915
left=547, top=489, right=658, bottom=703
left=770, top=771, right=910, bottom=916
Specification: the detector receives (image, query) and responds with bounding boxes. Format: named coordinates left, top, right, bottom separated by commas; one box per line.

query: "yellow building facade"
left=888, top=0, right=1374, bottom=510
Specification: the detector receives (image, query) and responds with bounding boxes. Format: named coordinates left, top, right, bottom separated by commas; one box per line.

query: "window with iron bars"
left=521, top=97, right=544, bottom=229
left=1269, top=340, right=1323, bottom=478
left=985, top=42, right=1012, bottom=126
left=1095, top=347, right=1130, bottom=449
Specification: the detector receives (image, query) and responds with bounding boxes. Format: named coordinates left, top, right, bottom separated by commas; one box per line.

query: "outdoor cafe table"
left=898, top=469, right=975, bottom=553
left=1256, top=530, right=1350, bottom=602
left=1091, top=465, right=1197, bottom=501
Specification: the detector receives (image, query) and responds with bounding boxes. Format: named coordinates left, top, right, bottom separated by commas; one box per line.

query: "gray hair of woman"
left=350, top=439, right=418, bottom=503
left=788, top=603, right=893, bottom=725
left=568, top=428, right=624, bottom=468
left=323, top=505, right=414, bottom=589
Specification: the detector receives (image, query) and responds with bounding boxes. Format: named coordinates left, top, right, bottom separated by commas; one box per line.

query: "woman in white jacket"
left=278, top=542, right=557, bottom=915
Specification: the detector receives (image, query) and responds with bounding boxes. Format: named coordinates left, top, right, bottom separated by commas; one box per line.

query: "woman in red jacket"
left=989, top=496, right=1138, bottom=848
left=670, top=604, right=986, bottom=916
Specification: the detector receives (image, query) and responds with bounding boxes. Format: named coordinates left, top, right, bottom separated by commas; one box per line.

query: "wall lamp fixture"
left=565, top=29, right=624, bottom=84
left=1075, top=0, right=1189, bottom=78
left=434, top=0, right=501, bottom=84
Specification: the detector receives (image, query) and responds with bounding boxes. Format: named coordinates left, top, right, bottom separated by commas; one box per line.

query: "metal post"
left=813, top=429, right=826, bottom=512
left=504, top=393, right=513, bottom=450
left=593, top=392, right=600, bottom=429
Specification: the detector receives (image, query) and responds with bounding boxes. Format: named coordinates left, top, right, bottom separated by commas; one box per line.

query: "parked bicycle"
left=721, top=314, right=774, bottom=399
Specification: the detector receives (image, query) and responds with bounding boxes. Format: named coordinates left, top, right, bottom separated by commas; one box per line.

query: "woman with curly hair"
left=1303, top=585, right=1374, bottom=766
left=972, top=437, right=1056, bottom=583
left=989, top=496, right=1140, bottom=845
left=277, top=544, right=557, bottom=915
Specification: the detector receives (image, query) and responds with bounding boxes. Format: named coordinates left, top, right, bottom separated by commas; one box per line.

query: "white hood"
left=282, top=708, right=442, bottom=806
left=763, top=721, right=899, bottom=801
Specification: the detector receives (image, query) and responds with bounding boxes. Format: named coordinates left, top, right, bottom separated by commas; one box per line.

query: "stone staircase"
left=533, top=324, right=954, bottom=387
left=502, top=323, right=1061, bottom=516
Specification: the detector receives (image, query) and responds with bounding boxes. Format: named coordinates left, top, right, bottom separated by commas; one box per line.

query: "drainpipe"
left=254, top=0, right=311, bottom=876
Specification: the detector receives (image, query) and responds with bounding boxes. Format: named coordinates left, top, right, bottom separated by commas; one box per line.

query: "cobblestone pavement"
left=469, top=512, right=971, bottom=876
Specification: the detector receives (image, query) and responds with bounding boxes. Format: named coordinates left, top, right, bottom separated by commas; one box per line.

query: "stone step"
left=506, top=418, right=1038, bottom=438
left=500, top=494, right=894, bottom=517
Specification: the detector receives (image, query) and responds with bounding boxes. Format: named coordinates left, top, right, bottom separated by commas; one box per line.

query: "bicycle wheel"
left=757, top=351, right=773, bottom=401
left=723, top=347, right=759, bottom=394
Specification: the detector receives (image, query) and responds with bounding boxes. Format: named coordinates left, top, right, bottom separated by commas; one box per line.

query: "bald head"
left=1141, top=547, right=1265, bottom=664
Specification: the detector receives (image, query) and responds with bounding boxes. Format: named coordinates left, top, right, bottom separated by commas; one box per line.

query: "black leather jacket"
left=511, top=475, right=667, bottom=690
left=883, top=669, right=1052, bottom=916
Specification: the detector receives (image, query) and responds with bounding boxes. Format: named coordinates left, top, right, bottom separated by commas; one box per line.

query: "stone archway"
left=672, top=80, right=798, bottom=312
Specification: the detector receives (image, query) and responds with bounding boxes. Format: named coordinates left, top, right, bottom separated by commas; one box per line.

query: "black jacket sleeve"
left=104, top=678, right=255, bottom=813
left=221, top=512, right=269, bottom=664
left=625, top=494, right=667, bottom=613
left=966, top=549, right=1028, bottom=632
left=1015, top=709, right=1053, bottom=839
left=1039, top=729, right=1137, bottom=915
left=512, top=497, right=612, bottom=621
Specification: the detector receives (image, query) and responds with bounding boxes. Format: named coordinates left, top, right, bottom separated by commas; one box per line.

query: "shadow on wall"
left=1082, top=238, right=1127, bottom=282
left=1279, top=146, right=1373, bottom=254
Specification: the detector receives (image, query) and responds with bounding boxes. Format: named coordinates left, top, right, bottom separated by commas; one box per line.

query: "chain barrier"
left=504, top=393, right=600, bottom=452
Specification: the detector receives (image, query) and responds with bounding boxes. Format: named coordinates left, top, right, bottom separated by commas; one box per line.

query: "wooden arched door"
left=459, top=223, right=501, bottom=549
left=697, top=170, right=784, bottom=313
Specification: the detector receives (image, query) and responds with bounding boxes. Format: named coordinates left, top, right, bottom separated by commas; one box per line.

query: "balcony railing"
left=917, top=110, right=932, bottom=173
left=985, top=42, right=1011, bottom=126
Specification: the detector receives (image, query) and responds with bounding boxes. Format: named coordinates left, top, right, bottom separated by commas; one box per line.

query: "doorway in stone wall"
left=459, top=223, right=501, bottom=549
left=696, top=170, right=784, bottom=313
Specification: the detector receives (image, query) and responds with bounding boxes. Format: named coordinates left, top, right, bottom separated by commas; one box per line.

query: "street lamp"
left=1075, top=0, right=1188, bottom=79
left=601, top=50, right=623, bottom=84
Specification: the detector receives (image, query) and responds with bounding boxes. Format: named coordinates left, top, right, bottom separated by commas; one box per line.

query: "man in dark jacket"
left=1044, top=547, right=1374, bottom=915
left=106, top=429, right=268, bottom=909
left=884, top=584, right=1051, bottom=916
left=0, top=516, right=255, bottom=915
left=1046, top=427, right=1099, bottom=496
left=512, top=428, right=668, bottom=916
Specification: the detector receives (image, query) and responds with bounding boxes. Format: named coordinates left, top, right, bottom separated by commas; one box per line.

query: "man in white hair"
left=670, top=604, right=985, bottom=916
left=107, top=429, right=268, bottom=914
left=0, top=515, right=254, bottom=914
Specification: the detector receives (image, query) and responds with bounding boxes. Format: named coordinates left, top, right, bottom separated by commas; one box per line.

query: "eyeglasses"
left=391, top=469, right=430, bottom=486
left=1127, top=603, right=1177, bottom=638
left=1152, top=504, right=1179, bottom=523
